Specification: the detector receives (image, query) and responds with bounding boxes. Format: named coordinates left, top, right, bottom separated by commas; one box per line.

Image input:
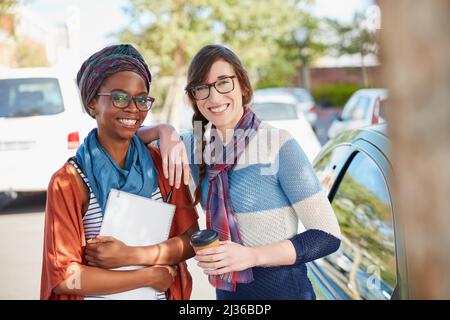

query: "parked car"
left=254, top=87, right=318, bottom=128
left=307, top=124, right=407, bottom=300
left=327, top=88, right=388, bottom=139
left=252, top=93, right=321, bottom=162
left=0, top=67, right=96, bottom=197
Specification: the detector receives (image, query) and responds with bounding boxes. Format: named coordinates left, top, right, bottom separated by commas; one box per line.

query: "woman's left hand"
left=194, top=241, right=257, bottom=275
left=85, top=236, right=134, bottom=269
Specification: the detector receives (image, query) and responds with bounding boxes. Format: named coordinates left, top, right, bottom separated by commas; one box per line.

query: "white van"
left=0, top=67, right=96, bottom=194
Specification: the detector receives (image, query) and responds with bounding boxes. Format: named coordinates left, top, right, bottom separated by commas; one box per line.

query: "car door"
left=309, top=139, right=398, bottom=300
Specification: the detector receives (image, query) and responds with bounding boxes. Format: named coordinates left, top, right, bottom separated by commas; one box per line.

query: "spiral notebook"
left=91, top=188, right=175, bottom=300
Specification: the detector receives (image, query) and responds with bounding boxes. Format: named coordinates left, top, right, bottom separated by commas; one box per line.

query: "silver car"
left=328, top=88, right=388, bottom=139
left=251, top=93, right=321, bottom=163
left=254, top=87, right=318, bottom=127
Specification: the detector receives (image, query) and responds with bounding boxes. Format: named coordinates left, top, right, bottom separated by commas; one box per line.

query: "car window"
left=290, top=89, right=313, bottom=103
left=252, top=102, right=298, bottom=121
left=342, top=95, right=372, bottom=121
left=324, top=151, right=396, bottom=300
left=378, top=98, right=388, bottom=123
left=256, top=88, right=313, bottom=103
left=314, top=146, right=350, bottom=192
left=0, top=78, right=64, bottom=118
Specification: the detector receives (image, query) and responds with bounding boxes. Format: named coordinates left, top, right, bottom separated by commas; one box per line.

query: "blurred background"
left=0, top=0, right=381, bottom=140
left=1, top=0, right=449, bottom=300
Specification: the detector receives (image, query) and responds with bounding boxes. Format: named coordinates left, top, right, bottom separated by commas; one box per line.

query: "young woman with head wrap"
left=40, top=44, right=198, bottom=300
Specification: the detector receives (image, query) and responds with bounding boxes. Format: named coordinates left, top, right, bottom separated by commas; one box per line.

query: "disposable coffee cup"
left=190, top=229, right=220, bottom=253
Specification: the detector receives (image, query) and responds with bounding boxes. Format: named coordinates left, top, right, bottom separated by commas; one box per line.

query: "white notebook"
left=91, top=188, right=175, bottom=300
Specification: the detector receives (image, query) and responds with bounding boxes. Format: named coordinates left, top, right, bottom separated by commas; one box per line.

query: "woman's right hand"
left=146, top=265, right=178, bottom=292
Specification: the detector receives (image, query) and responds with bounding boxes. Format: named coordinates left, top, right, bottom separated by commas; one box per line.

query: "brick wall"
left=295, top=65, right=382, bottom=88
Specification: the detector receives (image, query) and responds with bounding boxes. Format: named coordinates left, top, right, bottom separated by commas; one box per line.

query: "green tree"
left=0, top=0, right=18, bottom=16
left=15, top=37, right=49, bottom=67
left=209, top=0, right=302, bottom=84
left=262, top=13, right=328, bottom=90
left=118, top=0, right=322, bottom=127
left=327, top=12, right=378, bottom=87
left=119, top=0, right=218, bottom=127
left=1, top=0, right=48, bottom=67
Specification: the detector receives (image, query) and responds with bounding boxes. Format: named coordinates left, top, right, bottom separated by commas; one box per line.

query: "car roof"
left=320, top=123, right=390, bottom=162
left=256, top=87, right=310, bottom=94
left=353, top=88, right=388, bottom=97
left=255, top=87, right=313, bottom=99
left=0, top=67, right=68, bottom=79
left=252, top=93, right=299, bottom=104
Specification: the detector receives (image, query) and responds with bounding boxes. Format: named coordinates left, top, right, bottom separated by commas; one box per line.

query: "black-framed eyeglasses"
left=188, top=75, right=236, bottom=101
left=97, top=90, right=155, bottom=111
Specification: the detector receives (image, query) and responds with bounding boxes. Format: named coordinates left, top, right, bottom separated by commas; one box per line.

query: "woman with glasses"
left=40, top=44, right=199, bottom=300
left=138, top=44, right=341, bottom=300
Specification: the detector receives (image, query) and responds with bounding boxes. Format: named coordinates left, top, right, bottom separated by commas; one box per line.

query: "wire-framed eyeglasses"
left=188, top=75, right=236, bottom=101
left=97, top=90, right=155, bottom=111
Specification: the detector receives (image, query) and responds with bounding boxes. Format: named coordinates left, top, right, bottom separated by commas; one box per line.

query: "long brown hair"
left=185, top=44, right=253, bottom=206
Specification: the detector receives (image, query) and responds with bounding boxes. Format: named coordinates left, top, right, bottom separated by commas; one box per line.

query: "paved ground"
left=0, top=194, right=46, bottom=299
left=315, top=107, right=341, bottom=146
left=0, top=193, right=214, bottom=300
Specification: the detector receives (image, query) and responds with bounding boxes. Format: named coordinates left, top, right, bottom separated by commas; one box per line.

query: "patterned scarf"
left=205, top=108, right=261, bottom=292
left=76, top=129, right=158, bottom=214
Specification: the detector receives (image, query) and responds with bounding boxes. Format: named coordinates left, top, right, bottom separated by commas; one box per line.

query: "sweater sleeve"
left=277, top=133, right=341, bottom=264
left=40, top=163, right=85, bottom=300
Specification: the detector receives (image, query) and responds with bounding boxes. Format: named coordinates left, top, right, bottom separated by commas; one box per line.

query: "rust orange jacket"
left=40, top=146, right=198, bottom=300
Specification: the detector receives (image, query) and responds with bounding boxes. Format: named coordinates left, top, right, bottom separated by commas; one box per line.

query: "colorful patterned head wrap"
left=76, top=44, right=151, bottom=117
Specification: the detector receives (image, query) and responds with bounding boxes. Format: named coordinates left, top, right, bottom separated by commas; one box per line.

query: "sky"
left=27, top=0, right=129, bottom=59
left=26, top=0, right=373, bottom=61
left=310, top=0, right=373, bottom=22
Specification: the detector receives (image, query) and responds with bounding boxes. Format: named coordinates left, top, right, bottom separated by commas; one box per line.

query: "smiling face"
left=195, top=60, right=245, bottom=134
left=88, top=71, right=148, bottom=144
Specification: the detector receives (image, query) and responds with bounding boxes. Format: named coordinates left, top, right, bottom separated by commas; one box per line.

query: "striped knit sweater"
left=181, top=122, right=341, bottom=300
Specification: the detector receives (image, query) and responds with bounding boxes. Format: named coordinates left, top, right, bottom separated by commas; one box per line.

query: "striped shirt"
left=68, top=158, right=167, bottom=300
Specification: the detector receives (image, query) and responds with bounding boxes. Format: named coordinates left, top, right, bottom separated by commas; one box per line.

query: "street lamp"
left=294, top=28, right=308, bottom=47
left=294, top=27, right=310, bottom=91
